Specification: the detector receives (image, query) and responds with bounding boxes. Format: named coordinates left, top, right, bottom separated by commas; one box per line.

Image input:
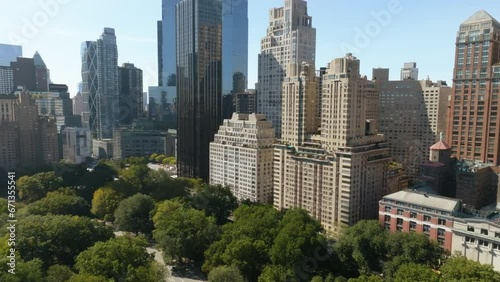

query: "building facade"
left=0, top=44, right=22, bottom=67
left=61, top=127, right=91, bottom=164
left=176, top=0, right=223, bottom=180
left=118, top=63, right=143, bottom=124
left=113, top=128, right=170, bottom=160
left=375, top=67, right=450, bottom=179
left=0, top=66, right=14, bottom=94
left=257, top=0, right=316, bottom=138
left=82, top=28, right=119, bottom=139
left=209, top=113, right=275, bottom=203
left=400, top=62, right=418, bottom=80
left=274, top=55, right=390, bottom=233
left=222, top=0, right=248, bottom=97
left=447, top=10, right=500, bottom=165
left=379, top=189, right=459, bottom=251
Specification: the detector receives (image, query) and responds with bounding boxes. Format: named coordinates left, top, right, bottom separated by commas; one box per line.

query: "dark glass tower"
left=119, top=63, right=143, bottom=124
left=176, top=0, right=222, bottom=180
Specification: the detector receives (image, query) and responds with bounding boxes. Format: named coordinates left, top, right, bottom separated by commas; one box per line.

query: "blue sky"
left=1, top=0, right=499, bottom=96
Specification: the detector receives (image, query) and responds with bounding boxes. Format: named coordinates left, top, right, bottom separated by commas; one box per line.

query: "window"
left=409, top=221, right=416, bottom=231
left=397, top=218, right=403, bottom=226
left=495, top=232, right=500, bottom=238
left=438, top=228, right=445, bottom=237
left=479, top=240, right=489, bottom=247
left=385, top=206, right=391, bottom=213
left=384, top=223, right=390, bottom=230
left=423, top=225, right=430, bottom=234
left=397, top=209, right=404, bottom=215
left=465, top=236, right=475, bottom=243
left=467, top=226, right=475, bottom=232
left=410, top=212, right=417, bottom=219
left=438, top=218, right=446, bottom=225
left=384, top=215, right=391, bottom=223
left=424, top=215, right=431, bottom=222
left=494, top=243, right=500, bottom=250
left=481, top=229, right=488, bottom=236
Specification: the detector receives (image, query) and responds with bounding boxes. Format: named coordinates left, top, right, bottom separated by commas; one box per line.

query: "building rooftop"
left=382, top=189, right=460, bottom=213
left=462, top=10, right=500, bottom=26
left=430, top=140, right=451, bottom=151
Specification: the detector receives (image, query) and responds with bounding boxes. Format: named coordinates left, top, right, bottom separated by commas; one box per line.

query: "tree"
left=202, top=205, right=281, bottom=278
left=27, top=193, right=90, bottom=216
left=258, top=265, right=298, bottom=282
left=155, top=154, right=166, bottom=164
left=143, top=170, right=188, bottom=201
left=67, top=273, right=110, bottom=282
left=46, top=264, right=75, bottom=282
left=335, top=220, right=387, bottom=277
left=208, top=265, right=245, bottom=282
left=18, top=172, right=64, bottom=203
left=384, top=232, right=443, bottom=278
left=91, top=188, right=123, bottom=221
left=0, top=259, right=45, bottom=282
left=190, top=184, right=238, bottom=225
left=17, top=215, right=113, bottom=267
left=392, top=263, right=439, bottom=282
left=149, top=153, right=158, bottom=162
left=440, top=256, right=500, bottom=281
left=125, top=156, right=148, bottom=165
left=153, top=200, right=219, bottom=262
left=51, top=162, right=88, bottom=187
left=116, top=164, right=150, bottom=196
left=114, top=193, right=155, bottom=235
left=75, top=236, right=167, bottom=282
left=347, top=275, right=384, bottom=282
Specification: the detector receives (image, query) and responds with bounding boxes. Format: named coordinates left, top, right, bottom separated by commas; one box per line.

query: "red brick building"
left=379, top=188, right=460, bottom=251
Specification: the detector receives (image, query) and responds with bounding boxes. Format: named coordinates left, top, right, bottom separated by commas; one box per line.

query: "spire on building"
left=462, top=9, right=500, bottom=26
left=33, top=51, right=47, bottom=67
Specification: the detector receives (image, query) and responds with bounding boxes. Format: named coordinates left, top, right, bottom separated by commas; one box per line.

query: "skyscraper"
left=257, top=0, right=316, bottom=138
left=176, top=0, right=222, bottom=180
left=400, top=62, right=419, bottom=80
left=160, top=0, right=182, bottom=88
left=274, top=55, right=390, bottom=233
left=447, top=10, right=500, bottom=165
left=118, top=63, right=143, bottom=124
left=82, top=28, right=119, bottom=139
left=0, top=44, right=22, bottom=67
left=222, top=0, right=248, bottom=96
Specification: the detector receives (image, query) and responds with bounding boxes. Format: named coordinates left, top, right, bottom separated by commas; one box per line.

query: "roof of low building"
left=382, top=189, right=460, bottom=212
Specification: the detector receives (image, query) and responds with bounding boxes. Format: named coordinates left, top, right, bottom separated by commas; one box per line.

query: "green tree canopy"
left=113, top=193, right=155, bottom=235
left=91, top=187, right=123, bottom=221
left=143, top=169, right=189, bottom=201
left=75, top=236, right=167, bottom=282
left=440, top=256, right=500, bottom=282
left=18, top=171, right=64, bottom=203
left=0, top=259, right=45, bottom=282
left=383, top=232, right=443, bottom=278
left=46, top=264, right=76, bottom=282
left=208, top=265, right=245, bottom=282
left=392, top=263, right=439, bottom=282
left=202, top=205, right=281, bottom=279
left=27, top=193, right=90, bottom=216
left=17, top=215, right=113, bottom=267
left=347, top=275, right=384, bottom=282
left=258, top=265, right=298, bottom=282
left=153, top=200, right=219, bottom=262
left=67, top=273, right=110, bottom=282
left=115, top=164, right=150, bottom=196
left=190, top=184, right=238, bottom=225
left=335, top=220, right=387, bottom=277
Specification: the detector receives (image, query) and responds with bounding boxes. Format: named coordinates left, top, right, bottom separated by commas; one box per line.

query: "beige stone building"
left=375, top=67, right=450, bottom=179
left=210, top=113, right=275, bottom=203
left=257, top=0, right=316, bottom=138
left=274, top=55, right=390, bottom=233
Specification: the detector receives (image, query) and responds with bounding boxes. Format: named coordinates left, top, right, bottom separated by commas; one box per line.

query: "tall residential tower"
left=257, top=0, right=316, bottom=138
left=447, top=10, right=500, bottom=164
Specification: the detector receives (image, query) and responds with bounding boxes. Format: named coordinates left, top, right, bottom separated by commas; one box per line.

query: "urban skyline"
left=2, top=1, right=500, bottom=96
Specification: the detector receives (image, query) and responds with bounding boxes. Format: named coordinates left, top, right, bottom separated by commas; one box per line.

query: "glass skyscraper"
left=160, top=0, right=182, bottom=87
left=222, top=0, right=248, bottom=96
left=81, top=28, right=119, bottom=139
left=0, top=44, right=22, bottom=67
left=176, top=0, right=223, bottom=180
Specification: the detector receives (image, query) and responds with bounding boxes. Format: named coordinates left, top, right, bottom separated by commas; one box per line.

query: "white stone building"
left=209, top=113, right=275, bottom=203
